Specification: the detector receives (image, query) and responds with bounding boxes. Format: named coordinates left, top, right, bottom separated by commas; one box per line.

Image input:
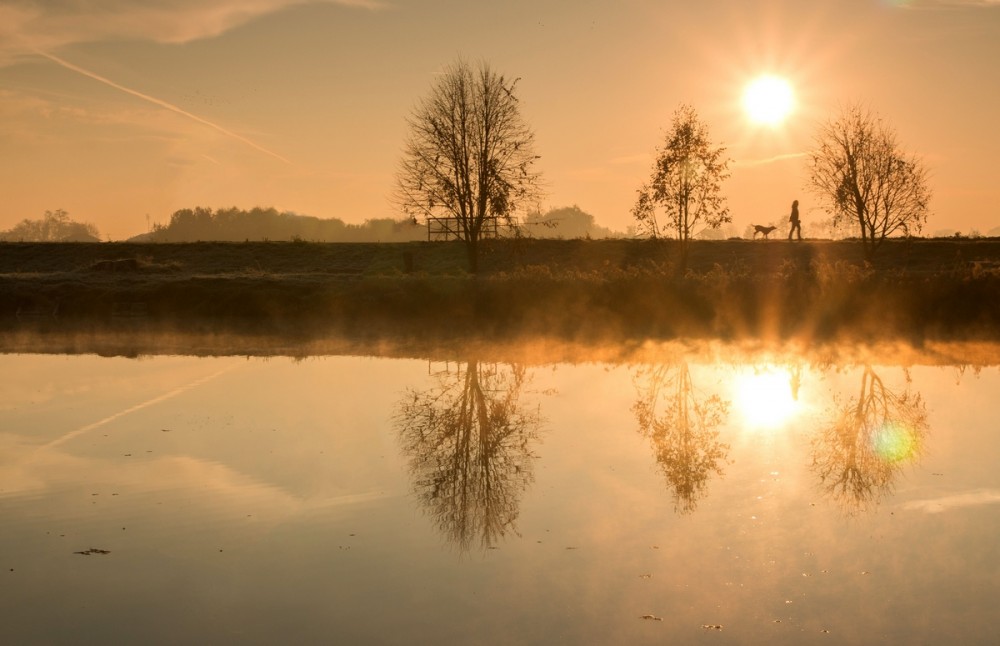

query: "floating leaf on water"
left=639, top=614, right=662, bottom=621
left=701, top=624, right=723, bottom=631
left=73, top=548, right=110, bottom=556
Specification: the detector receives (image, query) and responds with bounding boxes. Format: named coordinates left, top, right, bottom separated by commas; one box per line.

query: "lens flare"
left=873, top=423, right=919, bottom=463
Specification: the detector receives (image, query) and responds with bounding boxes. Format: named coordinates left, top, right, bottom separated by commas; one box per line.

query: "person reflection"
left=632, top=363, right=731, bottom=514
left=395, top=360, right=542, bottom=552
left=789, top=363, right=802, bottom=401
left=811, top=366, right=928, bottom=513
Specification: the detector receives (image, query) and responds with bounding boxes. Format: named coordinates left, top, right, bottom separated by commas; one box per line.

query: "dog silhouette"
left=752, top=225, right=778, bottom=239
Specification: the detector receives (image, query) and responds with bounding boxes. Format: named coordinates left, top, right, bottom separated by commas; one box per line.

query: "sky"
left=0, top=0, right=998, bottom=240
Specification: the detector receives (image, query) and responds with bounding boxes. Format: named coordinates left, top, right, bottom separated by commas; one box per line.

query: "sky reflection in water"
left=1, top=344, right=998, bottom=644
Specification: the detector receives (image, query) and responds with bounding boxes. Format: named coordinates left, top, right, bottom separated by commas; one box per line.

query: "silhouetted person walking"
left=788, top=199, right=802, bottom=241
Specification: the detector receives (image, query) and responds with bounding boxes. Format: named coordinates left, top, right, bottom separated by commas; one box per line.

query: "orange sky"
left=1, top=0, right=997, bottom=239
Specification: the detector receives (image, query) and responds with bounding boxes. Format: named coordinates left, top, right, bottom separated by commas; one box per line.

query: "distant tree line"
left=0, top=209, right=101, bottom=242
left=143, top=205, right=622, bottom=243
left=145, top=207, right=426, bottom=243
left=521, top=206, right=619, bottom=239
left=0, top=204, right=626, bottom=244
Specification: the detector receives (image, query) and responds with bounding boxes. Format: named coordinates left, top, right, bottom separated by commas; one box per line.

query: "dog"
left=752, top=225, right=778, bottom=239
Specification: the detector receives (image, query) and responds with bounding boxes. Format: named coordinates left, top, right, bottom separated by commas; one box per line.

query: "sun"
left=742, top=75, right=795, bottom=126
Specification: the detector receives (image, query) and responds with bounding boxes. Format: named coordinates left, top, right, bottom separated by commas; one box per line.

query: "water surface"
left=2, top=341, right=998, bottom=644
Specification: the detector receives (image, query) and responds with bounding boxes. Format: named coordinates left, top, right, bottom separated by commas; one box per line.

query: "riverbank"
left=2, top=239, right=999, bottom=342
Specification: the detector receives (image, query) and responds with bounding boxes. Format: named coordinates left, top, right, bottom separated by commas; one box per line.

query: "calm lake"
left=2, top=336, right=999, bottom=644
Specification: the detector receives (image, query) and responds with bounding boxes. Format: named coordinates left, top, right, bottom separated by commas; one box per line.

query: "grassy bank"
left=2, top=238, right=999, bottom=342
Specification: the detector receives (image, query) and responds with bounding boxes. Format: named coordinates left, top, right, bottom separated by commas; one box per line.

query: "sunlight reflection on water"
left=731, top=366, right=801, bottom=431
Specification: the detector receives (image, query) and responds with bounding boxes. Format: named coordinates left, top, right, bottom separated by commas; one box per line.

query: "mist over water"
left=2, top=332, right=999, bottom=644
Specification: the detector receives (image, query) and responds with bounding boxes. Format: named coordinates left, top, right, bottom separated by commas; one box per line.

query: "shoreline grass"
left=2, top=239, right=999, bottom=342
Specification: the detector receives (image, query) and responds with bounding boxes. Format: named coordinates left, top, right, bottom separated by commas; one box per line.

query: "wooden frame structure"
left=427, top=215, right=500, bottom=241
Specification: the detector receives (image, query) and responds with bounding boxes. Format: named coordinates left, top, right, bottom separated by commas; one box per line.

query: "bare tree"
left=396, top=60, right=542, bottom=273
left=632, top=104, right=731, bottom=267
left=808, top=103, right=931, bottom=259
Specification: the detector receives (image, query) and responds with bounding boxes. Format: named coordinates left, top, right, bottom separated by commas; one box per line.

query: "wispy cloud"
left=32, top=48, right=292, bottom=163
left=0, top=0, right=384, bottom=64
left=734, top=152, right=808, bottom=168
left=903, top=489, right=1000, bottom=513
left=608, top=153, right=650, bottom=166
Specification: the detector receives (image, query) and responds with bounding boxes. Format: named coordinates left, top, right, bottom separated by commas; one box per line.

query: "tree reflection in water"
left=812, top=366, right=928, bottom=513
left=395, top=360, right=542, bottom=552
left=632, top=363, right=731, bottom=514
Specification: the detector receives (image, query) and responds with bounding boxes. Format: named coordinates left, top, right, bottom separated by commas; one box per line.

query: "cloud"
left=0, top=0, right=383, bottom=64
left=903, top=489, right=1000, bottom=513
left=2, top=435, right=391, bottom=521
left=608, top=153, right=650, bottom=166
left=734, top=152, right=808, bottom=168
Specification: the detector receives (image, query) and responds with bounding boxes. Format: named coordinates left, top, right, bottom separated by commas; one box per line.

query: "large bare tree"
left=397, top=60, right=541, bottom=273
left=632, top=104, right=731, bottom=268
left=808, top=103, right=931, bottom=259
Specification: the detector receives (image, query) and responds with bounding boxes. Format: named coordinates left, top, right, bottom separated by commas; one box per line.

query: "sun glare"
left=734, top=369, right=799, bottom=430
left=742, top=75, right=795, bottom=126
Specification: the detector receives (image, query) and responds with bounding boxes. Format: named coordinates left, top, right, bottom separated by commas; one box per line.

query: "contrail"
left=33, top=48, right=292, bottom=164
left=39, top=363, right=240, bottom=451
left=734, top=152, right=808, bottom=168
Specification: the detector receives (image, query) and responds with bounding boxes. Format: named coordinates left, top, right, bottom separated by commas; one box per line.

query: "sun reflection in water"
left=733, top=368, right=799, bottom=430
